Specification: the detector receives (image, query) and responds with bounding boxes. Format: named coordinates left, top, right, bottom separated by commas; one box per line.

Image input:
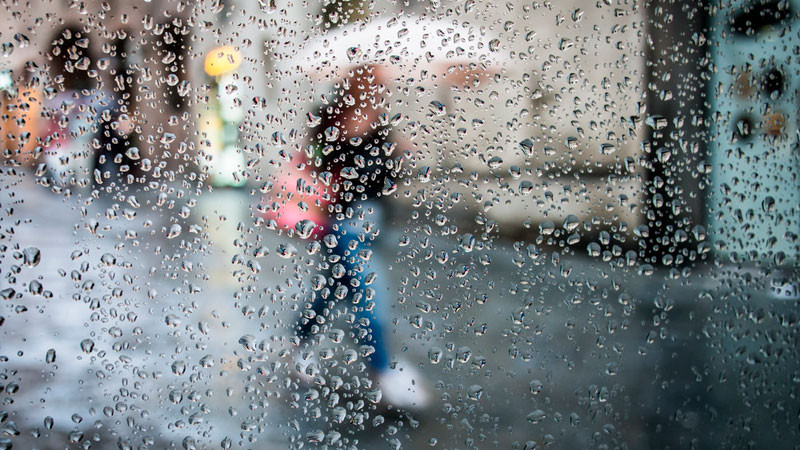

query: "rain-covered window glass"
left=0, top=0, right=798, bottom=449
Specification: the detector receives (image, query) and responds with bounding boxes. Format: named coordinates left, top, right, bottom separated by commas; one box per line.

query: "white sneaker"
left=376, top=360, right=432, bottom=410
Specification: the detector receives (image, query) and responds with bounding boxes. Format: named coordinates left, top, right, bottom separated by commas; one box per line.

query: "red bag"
left=262, top=160, right=333, bottom=239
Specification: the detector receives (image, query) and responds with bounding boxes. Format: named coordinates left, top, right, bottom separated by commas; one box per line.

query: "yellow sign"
left=204, top=46, right=242, bottom=76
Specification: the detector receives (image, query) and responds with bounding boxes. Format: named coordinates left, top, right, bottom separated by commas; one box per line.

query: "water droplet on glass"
left=277, top=243, right=298, bottom=259
left=80, top=339, right=95, bottom=354
left=22, top=247, right=40, bottom=267
left=519, top=138, right=534, bottom=157
left=100, top=253, right=116, bottom=266
left=239, top=334, right=256, bottom=351
left=172, top=360, right=186, bottom=376
left=1, top=288, right=15, bottom=300
left=125, top=147, right=141, bottom=160
left=762, top=196, right=775, bottom=214
left=467, top=384, right=484, bottom=401
left=346, top=46, right=363, bottom=62
left=167, top=224, right=182, bottom=239
left=526, top=409, right=546, bottom=424
left=295, top=219, right=317, bottom=239
left=459, top=233, right=475, bottom=252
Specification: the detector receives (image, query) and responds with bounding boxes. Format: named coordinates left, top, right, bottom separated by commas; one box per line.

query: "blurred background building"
left=3, top=0, right=797, bottom=268
left=0, top=0, right=649, bottom=238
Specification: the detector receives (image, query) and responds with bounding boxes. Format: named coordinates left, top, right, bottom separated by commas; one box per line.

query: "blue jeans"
left=296, top=200, right=390, bottom=371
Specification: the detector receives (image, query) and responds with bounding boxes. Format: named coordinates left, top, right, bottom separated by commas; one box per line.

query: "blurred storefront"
left=707, top=0, right=800, bottom=266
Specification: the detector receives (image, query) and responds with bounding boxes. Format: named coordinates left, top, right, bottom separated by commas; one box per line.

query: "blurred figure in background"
left=92, top=29, right=141, bottom=191
left=293, top=65, right=431, bottom=411
left=0, top=66, right=43, bottom=168
left=40, top=25, right=110, bottom=187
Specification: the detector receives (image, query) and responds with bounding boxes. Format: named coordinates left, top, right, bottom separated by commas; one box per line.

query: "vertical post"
left=643, top=0, right=709, bottom=267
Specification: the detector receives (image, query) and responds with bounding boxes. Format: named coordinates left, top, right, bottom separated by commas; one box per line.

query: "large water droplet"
left=125, top=147, right=141, bottom=160
left=23, top=247, right=40, bottom=267
left=295, top=219, right=317, bottom=239
left=526, top=409, right=546, bottom=424
left=100, top=253, right=116, bottom=266
left=324, top=126, right=340, bottom=142
left=171, top=360, right=186, bottom=375
left=239, top=334, right=256, bottom=351
left=80, top=339, right=95, bottom=354
left=277, top=243, right=298, bottom=259
left=167, top=224, right=182, bottom=239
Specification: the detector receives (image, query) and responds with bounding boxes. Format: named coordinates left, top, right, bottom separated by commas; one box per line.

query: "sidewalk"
left=1, top=174, right=797, bottom=449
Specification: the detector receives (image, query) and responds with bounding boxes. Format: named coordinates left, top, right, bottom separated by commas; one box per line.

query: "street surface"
left=1, top=169, right=797, bottom=449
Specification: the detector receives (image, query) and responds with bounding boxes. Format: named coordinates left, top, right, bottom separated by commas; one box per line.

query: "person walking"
left=292, top=65, right=431, bottom=411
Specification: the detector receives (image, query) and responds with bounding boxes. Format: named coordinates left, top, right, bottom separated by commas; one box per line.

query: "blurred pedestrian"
left=292, top=65, right=431, bottom=410
left=0, top=67, right=43, bottom=168
left=40, top=25, right=111, bottom=186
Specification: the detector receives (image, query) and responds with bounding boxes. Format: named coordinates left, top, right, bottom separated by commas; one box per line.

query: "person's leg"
left=341, top=200, right=431, bottom=409
left=295, top=289, right=330, bottom=342
left=336, top=200, right=390, bottom=372
left=293, top=263, right=332, bottom=380
left=294, top=221, right=345, bottom=343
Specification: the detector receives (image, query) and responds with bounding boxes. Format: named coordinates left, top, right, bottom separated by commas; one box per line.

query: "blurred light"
left=204, top=46, right=241, bottom=76
left=0, top=70, right=13, bottom=92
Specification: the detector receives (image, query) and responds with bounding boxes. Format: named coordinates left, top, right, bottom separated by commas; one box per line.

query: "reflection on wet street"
left=2, top=170, right=797, bottom=449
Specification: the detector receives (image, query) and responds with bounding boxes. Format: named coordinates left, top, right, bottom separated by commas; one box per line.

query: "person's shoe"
left=376, top=360, right=432, bottom=411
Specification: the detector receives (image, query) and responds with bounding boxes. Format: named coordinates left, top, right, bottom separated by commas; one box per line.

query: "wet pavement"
left=1, top=169, right=798, bottom=449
